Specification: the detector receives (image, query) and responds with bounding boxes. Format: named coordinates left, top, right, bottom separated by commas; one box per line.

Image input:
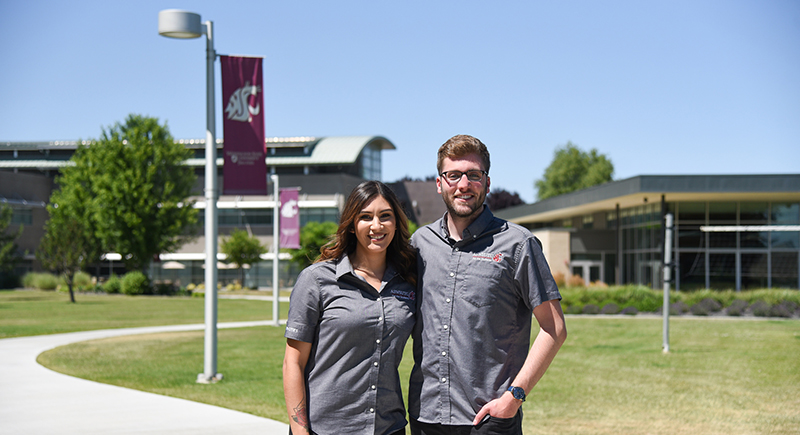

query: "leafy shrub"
left=670, top=301, right=688, bottom=315
left=565, top=305, right=583, bottom=315
left=690, top=303, right=710, bottom=316
left=726, top=299, right=748, bottom=316
left=23, top=272, right=59, bottom=290
left=620, top=306, right=639, bottom=315
left=601, top=303, right=620, bottom=314
left=750, top=301, right=771, bottom=317
left=153, top=282, right=177, bottom=296
left=552, top=271, right=566, bottom=288
left=770, top=303, right=794, bottom=318
left=778, top=300, right=798, bottom=315
left=690, top=298, right=722, bottom=316
left=102, top=275, right=121, bottom=294
left=567, top=275, right=586, bottom=287
left=582, top=304, right=600, bottom=314
left=121, top=271, right=150, bottom=295
left=72, top=271, right=93, bottom=290
left=682, top=289, right=732, bottom=308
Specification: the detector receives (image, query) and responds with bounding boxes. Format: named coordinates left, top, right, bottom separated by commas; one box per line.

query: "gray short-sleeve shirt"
left=408, top=207, right=561, bottom=425
left=285, top=254, right=416, bottom=435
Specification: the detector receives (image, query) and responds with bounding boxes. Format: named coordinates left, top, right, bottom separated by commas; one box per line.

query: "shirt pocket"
left=387, top=298, right=415, bottom=334
left=459, top=259, right=505, bottom=308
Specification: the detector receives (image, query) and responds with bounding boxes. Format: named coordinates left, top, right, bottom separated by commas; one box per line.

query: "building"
left=495, top=175, right=800, bottom=291
left=0, top=136, right=396, bottom=288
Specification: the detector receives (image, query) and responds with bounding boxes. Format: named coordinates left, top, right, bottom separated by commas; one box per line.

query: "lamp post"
left=158, top=9, right=221, bottom=383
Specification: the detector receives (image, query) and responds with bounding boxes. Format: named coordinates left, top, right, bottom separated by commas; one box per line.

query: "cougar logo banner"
left=279, top=188, right=301, bottom=249
left=221, top=55, right=267, bottom=195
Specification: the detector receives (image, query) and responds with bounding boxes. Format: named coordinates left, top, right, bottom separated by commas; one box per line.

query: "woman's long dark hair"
left=317, top=181, right=416, bottom=286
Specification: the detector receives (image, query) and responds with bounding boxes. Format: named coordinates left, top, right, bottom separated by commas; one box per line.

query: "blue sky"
left=1, top=1, right=798, bottom=202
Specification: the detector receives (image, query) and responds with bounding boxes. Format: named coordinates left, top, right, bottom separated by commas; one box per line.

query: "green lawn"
left=0, top=289, right=288, bottom=338
left=5, top=290, right=799, bottom=434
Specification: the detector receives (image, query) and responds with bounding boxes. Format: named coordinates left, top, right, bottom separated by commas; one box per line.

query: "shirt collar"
left=439, top=206, right=495, bottom=241
left=334, top=253, right=399, bottom=283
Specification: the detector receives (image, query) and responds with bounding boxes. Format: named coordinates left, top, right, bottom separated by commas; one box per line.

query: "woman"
left=283, top=181, right=416, bottom=435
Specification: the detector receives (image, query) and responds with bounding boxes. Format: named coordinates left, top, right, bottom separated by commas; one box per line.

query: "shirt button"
left=371, top=385, right=376, bottom=390
left=370, top=408, right=375, bottom=413
left=443, top=325, right=448, bottom=330
left=374, top=361, right=379, bottom=367
left=441, top=377, right=447, bottom=383
left=442, top=351, right=447, bottom=356
left=445, top=298, right=451, bottom=303
left=378, top=316, right=383, bottom=321
left=449, top=272, right=454, bottom=277
left=376, top=339, right=381, bottom=344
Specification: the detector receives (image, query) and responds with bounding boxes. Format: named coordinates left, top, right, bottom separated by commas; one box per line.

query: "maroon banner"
left=221, top=55, right=267, bottom=195
left=279, top=188, right=301, bottom=249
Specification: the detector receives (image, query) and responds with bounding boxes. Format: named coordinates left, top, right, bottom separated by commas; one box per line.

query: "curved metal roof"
left=0, top=135, right=395, bottom=169
left=266, top=135, right=394, bottom=166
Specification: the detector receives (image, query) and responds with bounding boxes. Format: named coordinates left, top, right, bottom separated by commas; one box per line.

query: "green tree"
left=0, top=203, right=23, bottom=287
left=61, top=114, right=198, bottom=271
left=535, top=142, right=614, bottom=200
left=37, top=211, right=99, bottom=303
left=290, top=221, right=338, bottom=269
left=220, top=229, right=266, bottom=287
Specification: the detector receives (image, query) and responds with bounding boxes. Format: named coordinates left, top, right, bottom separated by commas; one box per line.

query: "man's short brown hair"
left=436, top=134, right=491, bottom=175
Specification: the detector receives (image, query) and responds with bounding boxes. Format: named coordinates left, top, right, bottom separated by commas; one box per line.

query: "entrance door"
left=571, top=260, right=603, bottom=286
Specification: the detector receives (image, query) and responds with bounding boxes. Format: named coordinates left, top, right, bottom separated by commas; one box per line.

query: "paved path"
left=0, top=321, right=289, bottom=435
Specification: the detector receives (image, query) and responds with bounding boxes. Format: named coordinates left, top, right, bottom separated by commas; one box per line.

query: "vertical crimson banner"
left=279, top=188, right=301, bottom=249
left=220, top=55, right=267, bottom=195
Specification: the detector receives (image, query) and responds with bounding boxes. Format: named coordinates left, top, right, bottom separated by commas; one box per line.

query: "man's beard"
left=442, top=188, right=486, bottom=219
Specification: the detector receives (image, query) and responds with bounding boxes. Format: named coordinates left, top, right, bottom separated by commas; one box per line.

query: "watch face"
left=509, top=386, right=525, bottom=400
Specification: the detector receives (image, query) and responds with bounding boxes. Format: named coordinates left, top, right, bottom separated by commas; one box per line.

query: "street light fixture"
left=158, top=9, right=221, bottom=384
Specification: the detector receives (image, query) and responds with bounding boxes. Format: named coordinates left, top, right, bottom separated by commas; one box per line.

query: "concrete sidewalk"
left=0, top=322, right=289, bottom=435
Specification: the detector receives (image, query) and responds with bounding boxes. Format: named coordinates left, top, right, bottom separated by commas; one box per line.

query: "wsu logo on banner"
left=221, top=55, right=267, bottom=195
left=225, top=81, right=261, bottom=122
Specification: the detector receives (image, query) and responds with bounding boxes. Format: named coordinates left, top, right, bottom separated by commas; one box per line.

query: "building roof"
left=0, top=135, right=395, bottom=169
left=496, top=174, right=800, bottom=224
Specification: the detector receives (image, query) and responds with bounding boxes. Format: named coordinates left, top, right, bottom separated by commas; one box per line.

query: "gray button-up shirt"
left=285, top=254, right=416, bottom=435
left=408, top=207, right=561, bottom=425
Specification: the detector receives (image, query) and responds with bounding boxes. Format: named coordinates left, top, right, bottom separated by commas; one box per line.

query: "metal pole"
left=662, top=213, right=673, bottom=353
left=272, top=174, right=280, bottom=326
left=200, top=20, right=220, bottom=383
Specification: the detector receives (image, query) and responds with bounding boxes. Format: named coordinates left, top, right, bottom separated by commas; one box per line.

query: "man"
left=409, top=135, right=567, bottom=435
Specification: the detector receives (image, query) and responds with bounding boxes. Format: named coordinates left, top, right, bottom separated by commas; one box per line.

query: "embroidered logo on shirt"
left=391, top=289, right=416, bottom=301
left=472, top=252, right=504, bottom=263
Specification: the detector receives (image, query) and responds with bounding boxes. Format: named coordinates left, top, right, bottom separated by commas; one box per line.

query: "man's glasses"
left=440, top=170, right=487, bottom=183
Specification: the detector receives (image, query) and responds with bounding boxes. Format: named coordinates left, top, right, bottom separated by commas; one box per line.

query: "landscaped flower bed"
left=559, top=285, right=800, bottom=318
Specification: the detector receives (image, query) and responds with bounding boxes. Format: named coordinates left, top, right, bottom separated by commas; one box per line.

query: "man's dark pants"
left=409, top=410, right=523, bottom=435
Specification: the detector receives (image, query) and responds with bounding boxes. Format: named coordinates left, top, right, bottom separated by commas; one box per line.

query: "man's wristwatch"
left=507, top=386, right=526, bottom=402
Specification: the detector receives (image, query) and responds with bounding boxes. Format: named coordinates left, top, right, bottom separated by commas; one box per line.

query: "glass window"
left=771, top=231, right=799, bottom=249
left=740, top=232, right=769, bottom=249
left=300, top=207, right=339, bottom=227
left=708, top=202, right=737, bottom=223
left=772, top=252, right=799, bottom=289
left=582, top=214, right=593, bottom=229
left=607, top=211, right=617, bottom=229
left=11, top=208, right=33, bottom=225
left=678, top=225, right=704, bottom=250
left=604, top=253, right=617, bottom=285
left=572, top=253, right=602, bottom=261
left=771, top=203, right=800, bottom=224
left=679, top=252, right=706, bottom=290
left=740, top=202, right=768, bottom=224
left=708, top=253, right=736, bottom=290
left=678, top=202, right=705, bottom=222
left=709, top=232, right=736, bottom=248
left=741, top=253, right=768, bottom=289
